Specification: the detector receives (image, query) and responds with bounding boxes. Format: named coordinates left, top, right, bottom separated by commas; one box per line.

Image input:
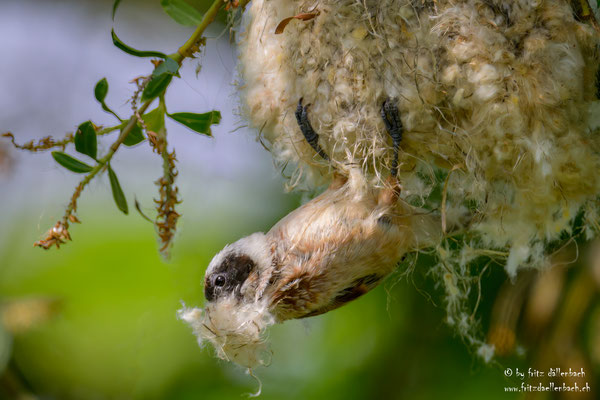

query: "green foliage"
left=111, top=0, right=122, bottom=20
left=122, top=124, right=145, bottom=147
left=160, top=0, right=204, bottom=26
left=111, top=29, right=168, bottom=59
left=94, top=78, right=108, bottom=103
left=152, top=58, right=180, bottom=78
left=143, top=58, right=180, bottom=102
left=94, top=78, right=121, bottom=121
left=142, top=74, right=173, bottom=102
left=108, top=165, right=129, bottom=215
left=143, top=105, right=167, bottom=133
left=74, top=121, right=97, bottom=160
left=52, top=151, right=94, bottom=173
left=168, top=111, right=221, bottom=136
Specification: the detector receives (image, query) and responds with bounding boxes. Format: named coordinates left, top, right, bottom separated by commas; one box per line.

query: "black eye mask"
left=204, top=254, right=256, bottom=302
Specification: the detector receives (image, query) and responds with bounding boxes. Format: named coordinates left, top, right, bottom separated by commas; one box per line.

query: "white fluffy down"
left=178, top=297, right=275, bottom=369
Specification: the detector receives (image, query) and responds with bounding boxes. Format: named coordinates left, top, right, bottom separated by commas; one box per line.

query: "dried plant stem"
left=150, top=96, right=180, bottom=255
left=155, top=143, right=180, bottom=255
left=3, top=125, right=124, bottom=153
left=2, top=132, right=74, bottom=152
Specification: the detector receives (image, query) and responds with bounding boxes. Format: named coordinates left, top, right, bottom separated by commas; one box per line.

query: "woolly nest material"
left=237, top=0, right=600, bottom=348
left=178, top=297, right=274, bottom=368
left=181, top=0, right=600, bottom=365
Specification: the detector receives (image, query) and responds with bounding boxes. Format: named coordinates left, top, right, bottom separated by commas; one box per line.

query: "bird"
left=180, top=99, right=439, bottom=368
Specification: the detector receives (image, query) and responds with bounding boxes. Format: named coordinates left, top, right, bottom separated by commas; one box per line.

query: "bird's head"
left=179, top=232, right=275, bottom=369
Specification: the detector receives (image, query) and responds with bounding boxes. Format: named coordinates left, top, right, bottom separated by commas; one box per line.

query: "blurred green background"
left=0, top=199, right=516, bottom=400
left=1, top=0, right=594, bottom=399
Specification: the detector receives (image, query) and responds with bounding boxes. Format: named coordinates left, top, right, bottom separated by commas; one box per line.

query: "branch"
left=32, top=0, right=250, bottom=250
left=34, top=100, right=153, bottom=249
left=2, top=125, right=122, bottom=153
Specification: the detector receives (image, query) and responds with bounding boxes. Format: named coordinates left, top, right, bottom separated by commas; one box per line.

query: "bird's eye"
left=214, top=275, right=226, bottom=287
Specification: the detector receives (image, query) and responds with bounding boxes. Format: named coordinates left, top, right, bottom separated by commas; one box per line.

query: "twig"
left=2, top=132, right=74, bottom=152
left=34, top=100, right=153, bottom=249
left=2, top=125, right=123, bottom=153
left=171, top=0, right=249, bottom=63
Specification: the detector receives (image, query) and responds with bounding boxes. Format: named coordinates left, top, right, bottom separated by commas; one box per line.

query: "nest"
left=236, top=0, right=600, bottom=354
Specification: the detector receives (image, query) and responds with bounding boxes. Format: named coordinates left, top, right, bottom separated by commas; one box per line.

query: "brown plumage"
left=206, top=171, right=438, bottom=321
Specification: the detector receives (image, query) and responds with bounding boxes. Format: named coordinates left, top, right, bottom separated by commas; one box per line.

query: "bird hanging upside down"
left=180, top=100, right=440, bottom=368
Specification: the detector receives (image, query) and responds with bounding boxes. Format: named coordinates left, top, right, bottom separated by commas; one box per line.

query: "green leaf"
left=52, top=151, right=93, bottom=173
left=160, top=0, right=204, bottom=26
left=123, top=124, right=145, bottom=146
left=74, top=121, right=98, bottom=160
left=111, top=29, right=167, bottom=59
left=134, top=197, right=153, bottom=223
left=167, top=111, right=221, bottom=136
left=142, top=106, right=166, bottom=134
left=108, top=165, right=129, bottom=215
left=152, top=57, right=180, bottom=78
left=94, top=78, right=109, bottom=103
left=141, top=74, right=172, bottom=102
left=112, top=0, right=123, bottom=20
left=93, top=78, right=121, bottom=121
